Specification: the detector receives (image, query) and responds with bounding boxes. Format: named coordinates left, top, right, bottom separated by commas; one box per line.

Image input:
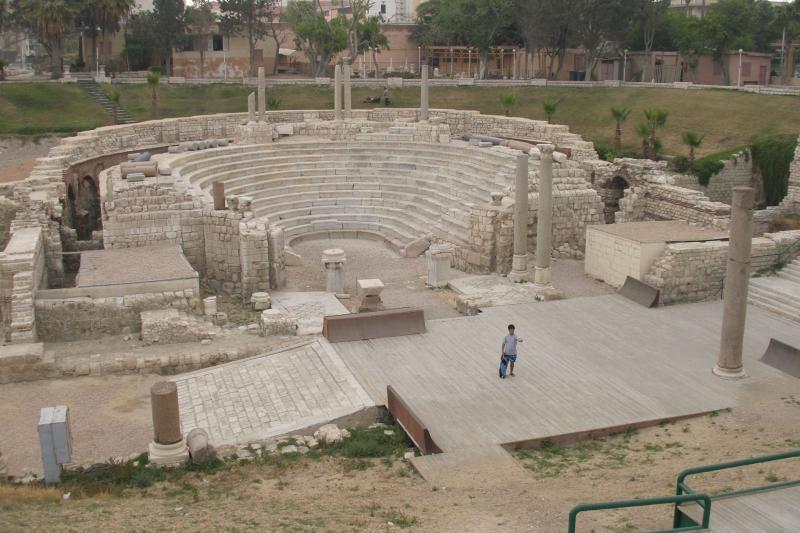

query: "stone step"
left=747, top=294, right=800, bottom=324
left=777, top=270, right=800, bottom=283
left=748, top=283, right=800, bottom=311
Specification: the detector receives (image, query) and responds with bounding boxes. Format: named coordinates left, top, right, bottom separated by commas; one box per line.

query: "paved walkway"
left=333, top=295, right=800, bottom=485
left=173, top=340, right=374, bottom=445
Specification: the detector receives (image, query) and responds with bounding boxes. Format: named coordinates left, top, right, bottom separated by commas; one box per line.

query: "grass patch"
left=0, top=83, right=111, bottom=135
left=324, top=426, right=413, bottom=459
left=385, top=509, right=418, bottom=528
left=0, top=484, right=63, bottom=510
left=100, top=83, right=800, bottom=156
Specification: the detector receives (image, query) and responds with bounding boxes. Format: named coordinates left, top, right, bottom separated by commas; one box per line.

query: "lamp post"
left=449, top=48, right=453, bottom=77
left=737, top=48, right=743, bottom=87
left=622, top=49, right=628, bottom=82
left=468, top=48, right=471, bottom=78
left=96, top=26, right=101, bottom=77
left=500, top=49, right=504, bottom=78
left=418, top=46, right=421, bottom=73
left=513, top=48, right=517, bottom=79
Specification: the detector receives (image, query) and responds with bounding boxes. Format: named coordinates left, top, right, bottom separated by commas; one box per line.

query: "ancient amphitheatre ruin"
left=1, top=65, right=799, bottom=531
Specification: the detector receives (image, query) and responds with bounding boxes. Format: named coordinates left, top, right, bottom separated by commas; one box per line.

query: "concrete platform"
left=332, top=295, right=800, bottom=483
left=76, top=244, right=198, bottom=287
left=681, top=485, right=800, bottom=532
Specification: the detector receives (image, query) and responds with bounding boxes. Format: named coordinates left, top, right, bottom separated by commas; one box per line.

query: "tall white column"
left=420, top=63, right=429, bottom=122
left=334, top=64, right=342, bottom=121
left=257, top=67, right=266, bottom=123
left=534, top=145, right=555, bottom=288
left=508, top=153, right=530, bottom=282
left=714, top=187, right=755, bottom=379
left=343, top=59, right=352, bottom=120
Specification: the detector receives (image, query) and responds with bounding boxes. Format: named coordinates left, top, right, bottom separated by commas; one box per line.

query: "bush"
left=751, top=133, right=799, bottom=206
left=693, top=158, right=725, bottom=186
left=325, top=426, right=413, bottom=459
left=595, top=143, right=639, bottom=162
left=671, top=155, right=691, bottom=173
left=382, top=71, right=419, bottom=79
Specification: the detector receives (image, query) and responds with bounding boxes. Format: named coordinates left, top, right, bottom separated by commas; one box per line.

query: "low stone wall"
left=643, top=230, right=800, bottom=304
left=0, top=226, right=47, bottom=343
left=35, top=286, right=200, bottom=341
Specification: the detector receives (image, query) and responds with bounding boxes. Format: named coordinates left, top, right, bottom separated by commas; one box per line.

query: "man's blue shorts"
left=506, top=354, right=517, bottom=363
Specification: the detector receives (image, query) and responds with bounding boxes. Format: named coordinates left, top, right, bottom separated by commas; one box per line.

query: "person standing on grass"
left=499, top=324, right=523, bottom=379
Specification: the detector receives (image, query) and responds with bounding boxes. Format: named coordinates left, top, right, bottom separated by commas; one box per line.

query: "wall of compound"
left=616, top=184, right=731, bottom=228
left=643, top=230, right=800, bottom=304
left=34, top=287, right=200, bottom=341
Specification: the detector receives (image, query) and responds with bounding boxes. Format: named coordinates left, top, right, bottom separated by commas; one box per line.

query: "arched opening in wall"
left=63, top=184, right=76, bottom=230
left=602, top=176, right=630, bottom=224
left=76, top=176, right=101, bottom=240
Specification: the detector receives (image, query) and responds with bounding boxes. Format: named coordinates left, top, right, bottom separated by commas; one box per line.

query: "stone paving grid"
left=173, top=340, right=373, bottom=445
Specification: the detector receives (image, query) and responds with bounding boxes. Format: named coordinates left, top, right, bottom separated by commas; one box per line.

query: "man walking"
left=499, top=324, right=522, bottom=378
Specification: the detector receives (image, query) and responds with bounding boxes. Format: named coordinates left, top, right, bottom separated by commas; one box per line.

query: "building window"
left=742, top=62, right=751, bottom=76
left=380, top=3, right=386, bottom=14
left=212, top=35, right=224, bottom=52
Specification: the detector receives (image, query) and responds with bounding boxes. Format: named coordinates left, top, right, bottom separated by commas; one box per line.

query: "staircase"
left=748, top=256, right=800, bottom=324
left=74, top=73, right=135, bottom=125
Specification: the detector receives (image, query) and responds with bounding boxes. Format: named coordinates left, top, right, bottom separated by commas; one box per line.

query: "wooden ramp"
left=681, top=485, right=800, bottom=532
left=333, top=295, right=800, bottom=483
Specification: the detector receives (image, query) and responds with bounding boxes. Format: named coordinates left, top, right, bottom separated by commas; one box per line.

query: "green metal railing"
left=567, top=494, right=711, bottom=533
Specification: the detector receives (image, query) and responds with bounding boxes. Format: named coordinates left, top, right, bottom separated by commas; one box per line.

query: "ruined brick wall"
left=644, top=230, right=800, bottom=304
left=35, top=288, right=200, bottom=341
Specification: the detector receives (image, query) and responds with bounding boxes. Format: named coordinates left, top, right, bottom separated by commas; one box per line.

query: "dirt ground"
left=1, top=373, right=798, bottom=532
left=0, top=137, right=62, bottom=183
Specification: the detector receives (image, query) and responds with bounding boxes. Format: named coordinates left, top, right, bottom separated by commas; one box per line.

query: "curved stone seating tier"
left=167, top=141, right=523, bottom=249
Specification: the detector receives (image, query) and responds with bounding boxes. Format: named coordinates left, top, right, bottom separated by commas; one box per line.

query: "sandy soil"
left=0, top=137, right=62, bottom=183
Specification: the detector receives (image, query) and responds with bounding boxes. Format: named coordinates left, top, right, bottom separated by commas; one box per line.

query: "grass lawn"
left=3, top=82, right=798, bottom=158
left=0, top=83, right=111, bottom=136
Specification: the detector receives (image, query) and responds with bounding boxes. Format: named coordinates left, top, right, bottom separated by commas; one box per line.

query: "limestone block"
left=426, top=244, right=453, bottom=288
left=402, top=234, right=431, bottom=258
left=187, top=428, right=217, bottom=465
left=38, top=406, right=72, bottom=483
left=260, top=309, right=297, bottom=336
left=275, top=124, right=294, bottom=136
left=250, top=291, right=271, bottom=310
left=203, top=296, right=217, bottom=316
left=356, top=278, right=385, bottom=312
left=127, top=172, right=146, bottom=182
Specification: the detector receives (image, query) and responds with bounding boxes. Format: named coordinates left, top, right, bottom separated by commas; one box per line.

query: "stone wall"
left=671, top=151, right=753, bottom=205
left=644, top=230, right=800, bottom=304
left=618, top=184, right=731, bottom=227
left=35, top=287, right=200, bottom=341
left=0, top=226, right=46, bottom=343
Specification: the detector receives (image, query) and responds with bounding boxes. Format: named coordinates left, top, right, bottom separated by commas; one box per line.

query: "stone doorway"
left=601, top=176, right=630, bottom=224
left=75, top=176, right=101, bottom=240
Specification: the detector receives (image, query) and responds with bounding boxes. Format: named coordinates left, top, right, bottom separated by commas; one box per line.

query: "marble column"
left=426, top=244, right=453, bottom=288
left=212, top=182, right=225, bottom=210
left=419, top=63, right=429, bottom=122
left=534, top=144, right=555, bottom=288
left=322, top=248, right=347, bottom=295
left=343, top=59, right=352, bottom=120
left=257, top=67, right=266, bottom=123
left=714, top=187, right=755, bottom=379
left=334, top=64, right=342, bottom=121
left=247, top=92, right=256, bottom=123
left=148, top=381, right=189, bottom=466
left=508, top=153, right=530, bottom=282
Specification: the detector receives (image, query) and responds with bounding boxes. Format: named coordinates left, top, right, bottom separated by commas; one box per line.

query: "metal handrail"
left=714, top=238, right=800, bottom=299
left=676, top=449, right=800, bottom=500
left=568, top=493, right=712, bottom=533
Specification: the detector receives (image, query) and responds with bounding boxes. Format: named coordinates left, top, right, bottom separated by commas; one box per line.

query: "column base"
left=148, top=440, right=189, bottom=467
left=508, top=270, right=530, bottom=283
left=712, top=365, right=748, bottom=380
left=533, top=266, right=551, bottom=286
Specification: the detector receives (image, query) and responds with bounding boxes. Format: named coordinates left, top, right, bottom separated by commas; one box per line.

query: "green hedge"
left=751, top=133, right=799, bottom=207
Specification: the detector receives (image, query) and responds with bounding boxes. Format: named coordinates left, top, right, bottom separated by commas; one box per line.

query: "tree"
left=284, top=0, right=348, bottom=77
left=635, top=122, right=649, bottom=158
left=632, top=0, right=670, bottom=81
left=573, top=0, right=633, bottom=80
left=77, top=0, right=135, bottom=74
left=542, top=97, right=560, bottom=123
left=702, top=0, right=759, bottom=85
left=0, top=0, right=8, bottom=31
left=123, top=10, right=158, bottom=71
left=358, top=15, right=389, bottom=78
left=108, top=88, right=120, bottom=124
left=499, top=93, right=516, bottom=116
left=517, top=0, right=575, bottom=80
left=19, top=0, right=80, bottom=78
left=265, top=2, right=286, bottom=75
left=682, top=131, right=704, bottom=164
left=186, top=0, right=217, bottom=78
left=413, top=0, right=514, bottom=79
left=772, top=1, right=800, bottom=83
left=610, top=105, right=631, bottom=151
left=0, top=58, right=7, bottom=81
left=147, top=68, right=159, bottom=120
left=642, top=107, right=668, bottom=159
left=153, top=0, right=186, bottom=76
left=339, top=0, right=372, bottom=60
left=220, top=0, right=275, bottom=78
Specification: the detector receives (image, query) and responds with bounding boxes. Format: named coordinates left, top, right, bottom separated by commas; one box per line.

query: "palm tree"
left=499, top=93, right=517, bottom=117
left=20, top=0, right=80, bottom=78
left=682, top=131, right=705, bottom=166
left=542, top=97, right=560, bottom=123
left=0, top=59, right=8, bottom=81
left=636, top=122, right=650, bottom=159
left=610, top=106, right=632, bottom=152
left=108, top=89, right=120, bottom=124
left=358, top=16, right=389, bottom=79
left=79, top=0, right=135, bottom=74
left=147, top=68, right=160, bottom=120
left=643, top=107, right=668, bottom=159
